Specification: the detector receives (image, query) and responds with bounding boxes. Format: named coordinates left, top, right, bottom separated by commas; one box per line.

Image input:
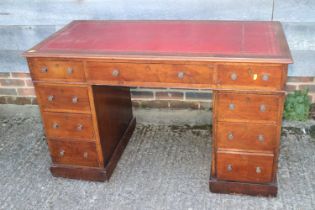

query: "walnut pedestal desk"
left=23, top=20, right=292, bottom=197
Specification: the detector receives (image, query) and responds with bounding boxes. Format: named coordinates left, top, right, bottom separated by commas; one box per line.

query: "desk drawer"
left=43, top=112, right=95, bottom=141
left=216, top=122, right=277, bottom=151
left=29, top=59, right=85, bottom=82
left=216, top=92, right=282, bottom=123
left=48, top=140, right=99, bottom=167
left=217, top=64, right=285, bottom=90
left=36, top=84, right=91, bottom=113
left=86, top=62, right=213, bottom=86
left=216, top=151, right=274, bottom=183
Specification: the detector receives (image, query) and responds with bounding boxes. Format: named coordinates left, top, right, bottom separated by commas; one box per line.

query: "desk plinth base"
left=50, top=117, right=136, bottom=182
left=209, top=176, right=277, bottom=197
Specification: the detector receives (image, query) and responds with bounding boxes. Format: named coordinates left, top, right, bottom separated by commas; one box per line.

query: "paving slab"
left=0, top=105, right=314, bottom=210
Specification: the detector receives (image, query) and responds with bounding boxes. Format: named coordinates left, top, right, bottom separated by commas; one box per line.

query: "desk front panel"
left=28, top=58, right=287, bottom=91
left=28, top=56, right=287, bottom=196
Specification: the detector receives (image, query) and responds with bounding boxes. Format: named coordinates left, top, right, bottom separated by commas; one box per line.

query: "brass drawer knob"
left=83, top=152, right=88, bottom=159
left=256, top=166, right=262, bottom=174
left=72, top=96, right=78, bottom=104
left=67, top=67, right=73, bottom=75
left=177, top=71, right=185, bottom=79
left=229, top=103, right=235, bottom=110
left=59, top=150, right=65, bottom=157
left=258, top=134, right=264, bottom=142
left=262, top=74, right=269, bottom=81
left=77, top=124, right=83, bottom=131
left=47, top=95, right=54, bottom=102
left=227, top=164, right=233, bottom=172
left=230, top=73, right=237, bottom=81
left=227, top=132, right=234, bottom=140
left=260, top=104, right=266, bottom=112
left=41, top=66, right=48, bottom=73
left=52, top=122, right=59, bottom=129
left=112, top=69, right=120, bottom=77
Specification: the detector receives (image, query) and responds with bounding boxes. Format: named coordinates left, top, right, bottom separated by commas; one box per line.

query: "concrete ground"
left=0, top=105, right=314, bottom=210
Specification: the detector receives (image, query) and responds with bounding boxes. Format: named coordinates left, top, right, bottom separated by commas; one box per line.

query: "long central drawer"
left=85, top=62, right=214, bottom=87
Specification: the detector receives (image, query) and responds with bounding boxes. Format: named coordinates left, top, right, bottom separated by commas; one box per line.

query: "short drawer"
left=217, top=64, right=285, bottom=90
left=216, top=122, right=277, bottom=151
left=29, top=58, right=85, bottom=82
left=48, top=140, right=99, bottom=167
left=35, top=84, right=91, bottom=113
left=216, top=151, right=274, bottom=183
left=86, top=62, right=213, bottom=87
left=43, top=112, right=95, bottom=140
left=216, top=92, right=282, bottom=123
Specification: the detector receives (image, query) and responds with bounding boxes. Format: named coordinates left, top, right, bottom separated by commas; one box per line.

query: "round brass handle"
left=262, top=74, right=269, bottom=81
left=47, top=95, right=54, bottom=102
left=227, top=164, right=232, bottom=172
left=258, top=134, right=264, bottom=142
left=230, top=73, right=237, bottom=81
left=112, top=69, right=120, bottom=77
left=41, top=66, right=48, bottom=73
left=177, top=71, right=185, bottom=79
left=67, top=67, right=73, bottom=75
left=229, top=103, right=235, bottom=110
left=59, top=150, right=65, bottom=157
left=52, top=122, right=59, bottom=129
left=260, top=104, right=266, bottom=112
left=72, top=96, right=78, bottom=104
left=77, top=124, right=83, bottom=131
left=227, top=132, right=234, bottom=140
left=83, top=152, right=88, bottom=159
left=256, top=166, right=262, bottom=174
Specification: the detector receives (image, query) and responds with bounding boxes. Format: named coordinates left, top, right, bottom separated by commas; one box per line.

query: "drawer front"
left=29, top=59, right=85, bottom=82
left=86, top=62, right=213, bottom=86
left=43, top=112, right=95, bottom=140
left=216, top=151, right=274, bottom=183
left=36, top=84, right=91, bottom=113
left=217, top=64, right=284, bottom=90
left=48, top=140, right=99, bottom=167
left=216, top=92, right=281, bottom=122
left=216, top=122, right=277, bottom=151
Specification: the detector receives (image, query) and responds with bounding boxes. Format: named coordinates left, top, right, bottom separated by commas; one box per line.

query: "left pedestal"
left=31, top=62, right=135, bottom=182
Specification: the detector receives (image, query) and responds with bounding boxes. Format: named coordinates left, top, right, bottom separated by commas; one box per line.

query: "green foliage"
left=284, top=89, right=311, bottom=121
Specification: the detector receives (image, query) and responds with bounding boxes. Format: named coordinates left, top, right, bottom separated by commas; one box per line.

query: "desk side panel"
left=92, top=85, right=133, bottom=166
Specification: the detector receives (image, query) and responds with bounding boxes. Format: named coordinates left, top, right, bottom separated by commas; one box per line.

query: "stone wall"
left=0, top=0, right=314, bottom=107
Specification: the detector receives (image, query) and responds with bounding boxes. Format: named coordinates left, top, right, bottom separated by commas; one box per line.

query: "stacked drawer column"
left=210, top=63, right=287, bottom=196
left=28, top=58, right=106, bottom=180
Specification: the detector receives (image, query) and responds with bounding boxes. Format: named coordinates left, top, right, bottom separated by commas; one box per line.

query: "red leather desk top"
left=24, top=20, right=292, bottom=63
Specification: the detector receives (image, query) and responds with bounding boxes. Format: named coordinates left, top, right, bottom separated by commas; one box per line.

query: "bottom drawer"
left=216, top=151, right=274, bottom=183
left=48, top=140, right=99, bottom=167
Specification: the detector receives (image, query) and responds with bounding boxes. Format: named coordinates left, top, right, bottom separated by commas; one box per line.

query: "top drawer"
left=86, top=62, right=213, bottom=88
left=28, top=59, right=85, bottom=82
left=217, top=64, right=285, bottom=90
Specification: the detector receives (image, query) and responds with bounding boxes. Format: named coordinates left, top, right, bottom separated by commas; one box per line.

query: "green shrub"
left=284, top=89, right=311, bottom=121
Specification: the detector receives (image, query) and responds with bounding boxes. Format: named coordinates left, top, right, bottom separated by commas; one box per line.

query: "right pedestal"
left=210, top=90, right=284, bottom=197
